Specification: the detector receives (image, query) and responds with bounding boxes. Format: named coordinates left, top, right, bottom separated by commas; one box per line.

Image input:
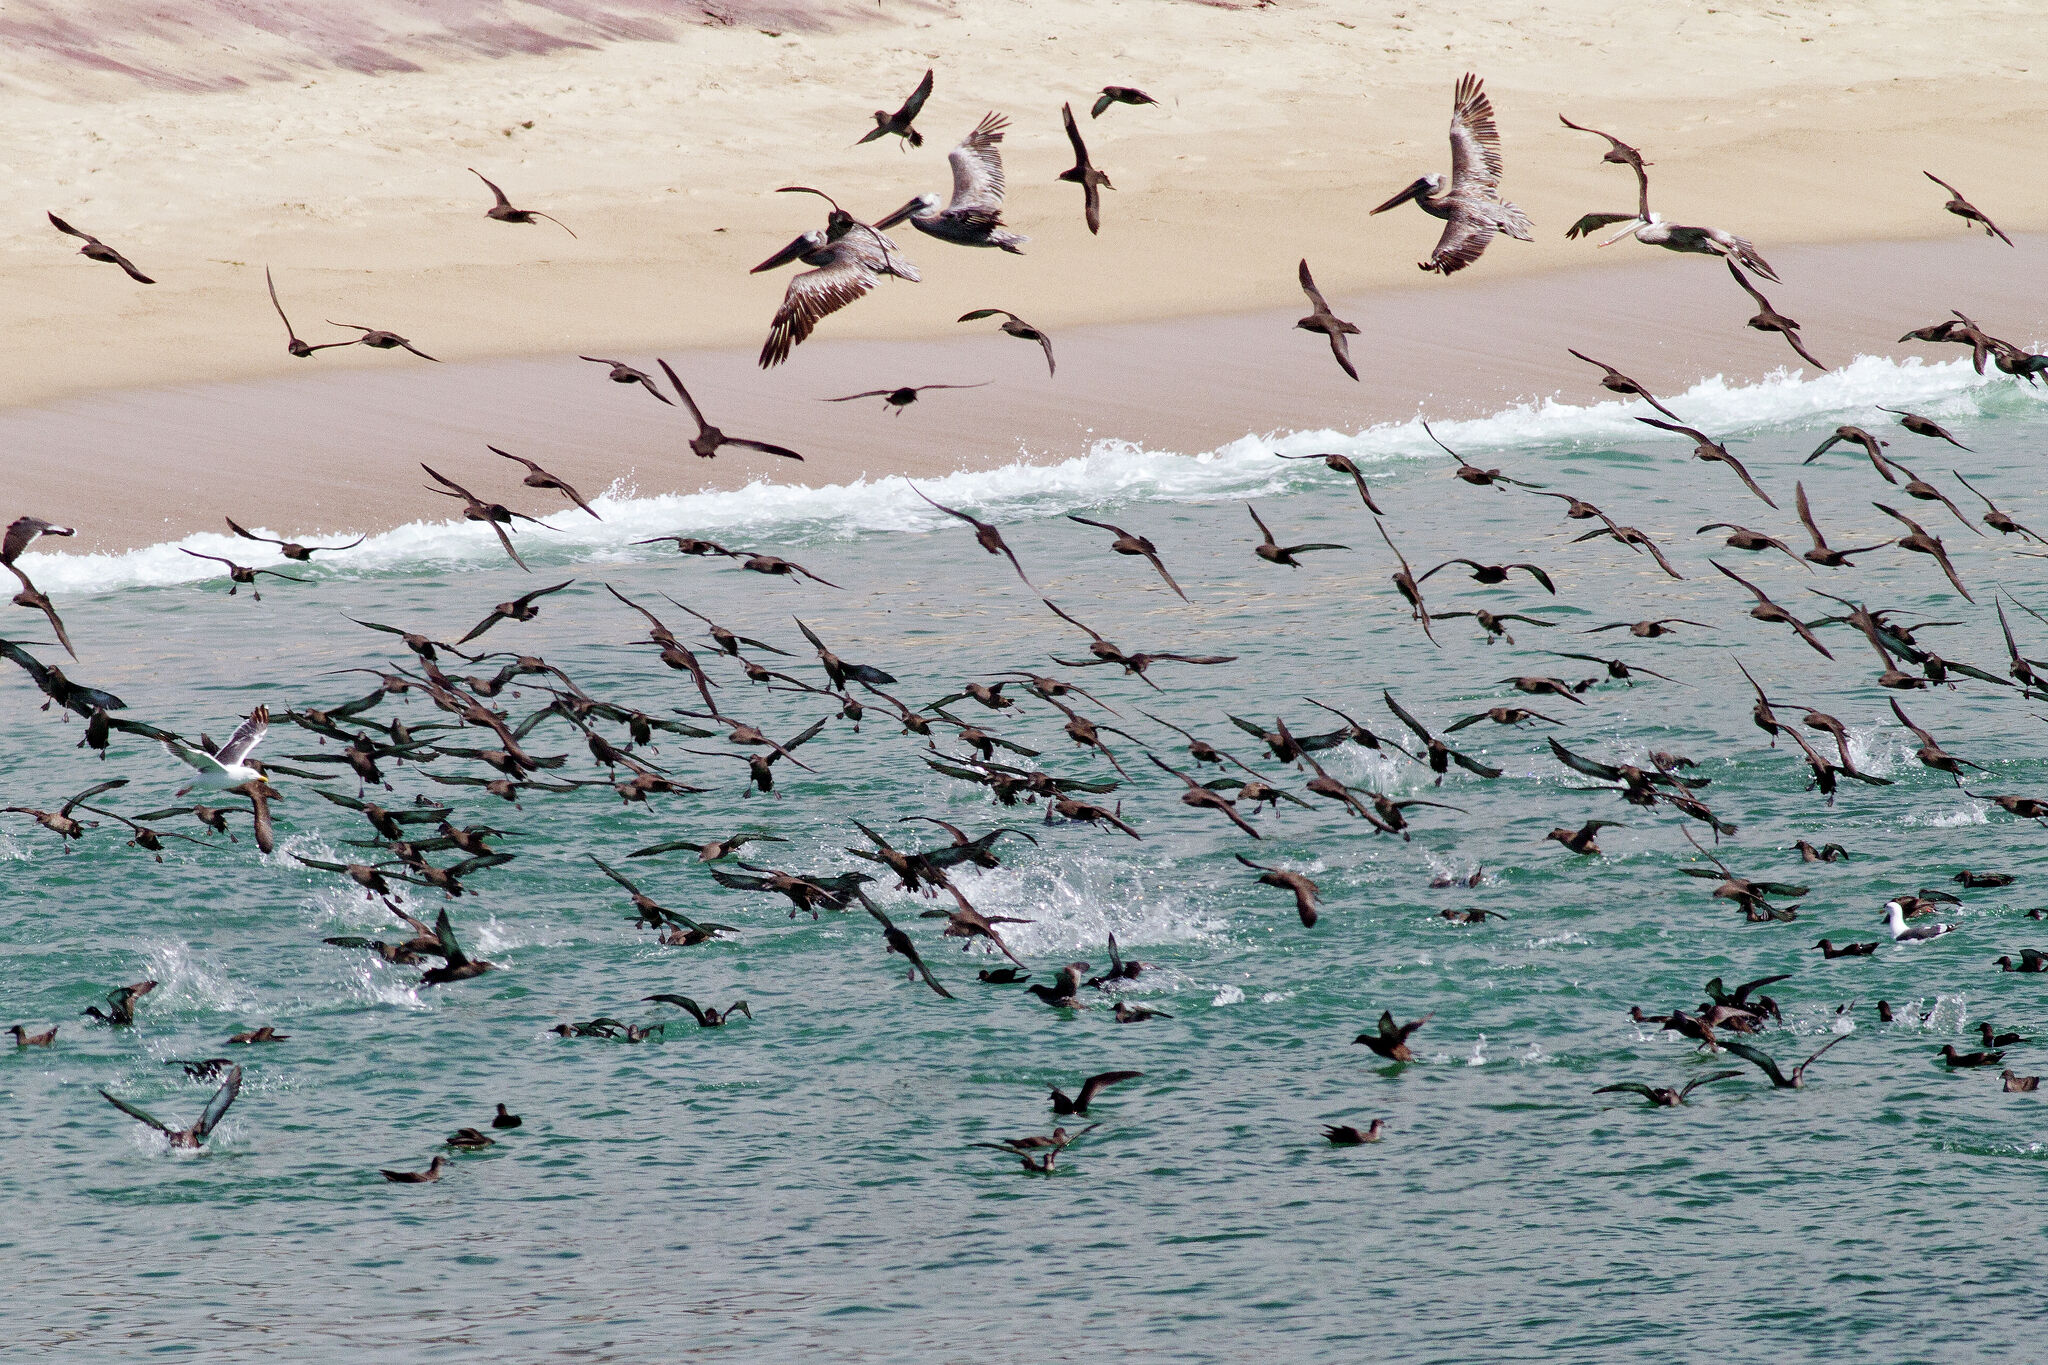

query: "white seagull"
left=167, top=706, right=270, bottom=793
left=1883, top=899, right=1954, bottom=943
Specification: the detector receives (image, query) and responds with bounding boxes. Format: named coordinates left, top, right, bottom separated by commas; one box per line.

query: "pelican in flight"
left=1573, top=206, right=1779, bottom=282
left=166, top=706, right=270, bottom=793
left=752, top=191, right=919, bottom=369
left=1370, top=73, right=1532, bottom=275
left=873, top=113, right=1027, bottom=253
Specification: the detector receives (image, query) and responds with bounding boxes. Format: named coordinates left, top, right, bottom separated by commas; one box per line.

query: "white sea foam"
left=140, top=939, right=259, bottom=1015
left=21, top=354, right=2039, bottom=596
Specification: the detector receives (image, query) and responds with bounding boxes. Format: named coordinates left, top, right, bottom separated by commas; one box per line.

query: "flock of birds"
left=9, top=69, right=2048, bottom=1178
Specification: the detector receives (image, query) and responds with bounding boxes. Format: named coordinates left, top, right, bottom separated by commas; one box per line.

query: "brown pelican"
left=752, top=194, right=919, bottom=368
left=1924, top=172, right=2012, bottom=245
left=874, top=114, right=1027, bottom=253
left=1590, top=212, right=1778, bottom=282
left=47, top=212, right=154, bottom=283
left=1295, top=260, right=1360, bottom=381
left=857, top=69, right=932, bottom=147
left=1370, top=73, right=1532, bottom=275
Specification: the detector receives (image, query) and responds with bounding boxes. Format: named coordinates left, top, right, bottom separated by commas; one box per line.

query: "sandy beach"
left=2, top=0, right=2045, bottom=549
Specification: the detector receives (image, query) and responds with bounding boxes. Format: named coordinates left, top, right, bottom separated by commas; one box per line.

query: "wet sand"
left=9, top=233, right=2043, bottom=554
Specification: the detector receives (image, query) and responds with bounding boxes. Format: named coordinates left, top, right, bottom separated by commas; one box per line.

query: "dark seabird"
left=1595, top=1070, right=1743, bottom=1107
left=1354, top=1010, right=1431, bottom=1062
left=381, top=1156, right=448, bottom=1183
left=1323, top=1121, right=1386, bottom=1145
left=1050, top=1070, right=1142, bottom=1116
left=100, top=1065, right=241, bottom=1148
left=857, top=68, right=933, bottom=147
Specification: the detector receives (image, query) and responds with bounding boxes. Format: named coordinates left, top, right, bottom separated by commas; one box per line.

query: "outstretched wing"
left=164, top=740, right=231, bottom=778
left=1446, top=73, right=1506, bottom=193
left=947, top=112, right=1010, bottom=215
left=1429, top=214, right=1499, bottom=274
left=100, top=1089, right=173, bottom=1134
left=1298, top=258, right=1333, bottom=314
left=760, top=241, right=881, bottom=369
left=194, top=1065, right=243, bottom=1138
left=217, top=707, right=270, bottom=767
left=435, top=908, right=467, bottom=967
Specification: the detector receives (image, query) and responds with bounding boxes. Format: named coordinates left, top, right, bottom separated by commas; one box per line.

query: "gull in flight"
left=167, top=706, right=270, bottom=794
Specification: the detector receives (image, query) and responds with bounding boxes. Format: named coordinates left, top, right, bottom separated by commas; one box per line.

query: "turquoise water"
left=7, top=355, right=2048, bottom=1361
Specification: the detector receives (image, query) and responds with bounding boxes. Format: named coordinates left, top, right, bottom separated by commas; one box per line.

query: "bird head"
left=874, top=193, right=940, bottom=230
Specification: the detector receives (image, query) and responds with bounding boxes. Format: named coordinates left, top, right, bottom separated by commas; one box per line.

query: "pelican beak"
left=750, top=235, right=811, bottom=274
left=872, top=198, right=923, bottom=231
left=1597, top=218, right=1646, bottom=248
left=1369, top=178, right=1429, bottom=215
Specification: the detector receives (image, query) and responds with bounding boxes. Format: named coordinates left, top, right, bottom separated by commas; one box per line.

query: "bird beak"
left=750, top=235, right=811, bottom=274
left=872, top=199, right=922, bottom=231
left=1596, top=219, right=1646, bottom=248
left=1369, top=179, right=1429, bottom=215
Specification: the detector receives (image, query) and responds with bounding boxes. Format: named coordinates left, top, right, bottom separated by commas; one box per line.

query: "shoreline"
left=8, top=233, right=2046, bottom=557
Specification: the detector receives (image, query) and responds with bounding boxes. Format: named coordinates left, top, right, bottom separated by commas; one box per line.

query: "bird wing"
left=1709, top=559, right=1767, bottom=603
left=759, top=241, right=881, bottom=369
left=1445, top=73, right=1505, bottom=192
left=194, top=1065, right=243, bottom=1138
left=217, top=707, right=270, bottom=767
left=1564, top=212, right=1639, bottom=240
left=1381, top=691, right=1434, bottom=745
left=1717, top=1039, right=1786, bottom=1085
left=589, top=854, right=644, bottom=896
left=99, top=1089, right=174, bottom=1135
left=1062, top=101, right=1089, bottom=171
left=651, top=359, right=711, bottom=433
left=1725, top=258, right=1772, bottom=309
left=1679, top=1070, right=1746, bottom=1098
left=1429, top=213, right=1500, bottom=274
left=164, top=739, right=231, bottom=778
left=1593, top=1083, right=1657, bottom=1100
left=471, top=168, right=513, bottom=209
left=48, top=211, right=95, bottom=243
left=898, top=68, right=935, bottom=123
left=434, top=908, right=468, bottom=967
left=947, top=112, right=1010, bottom=214
left=1547, top=738, right=1621, bottom=782
left=1077, top=1070, right=1143, bottom=1107
left=1715, top=447, right=1777, bottom=508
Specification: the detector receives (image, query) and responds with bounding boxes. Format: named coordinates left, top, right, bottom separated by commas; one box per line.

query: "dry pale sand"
left=1, top=0, right=2044, bottom=549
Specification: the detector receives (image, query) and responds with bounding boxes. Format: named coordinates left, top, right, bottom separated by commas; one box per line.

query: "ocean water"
left=7, top=353, right=2048, bottom=1361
